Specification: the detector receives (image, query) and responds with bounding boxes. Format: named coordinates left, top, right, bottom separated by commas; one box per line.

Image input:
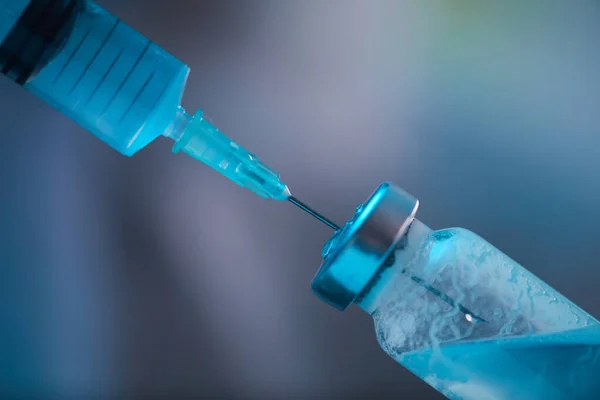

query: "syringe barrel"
left=0, top=0, right=189, bottom=155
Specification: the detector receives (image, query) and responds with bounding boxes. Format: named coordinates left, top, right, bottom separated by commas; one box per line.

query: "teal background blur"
left=1, top=0, right=600, bottom=398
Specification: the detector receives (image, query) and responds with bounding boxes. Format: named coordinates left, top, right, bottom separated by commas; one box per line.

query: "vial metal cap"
left=311, top=182, right=419, bottom=310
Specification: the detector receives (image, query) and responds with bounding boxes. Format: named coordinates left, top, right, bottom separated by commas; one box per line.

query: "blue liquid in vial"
left=401, top=325, right=600, bottom=400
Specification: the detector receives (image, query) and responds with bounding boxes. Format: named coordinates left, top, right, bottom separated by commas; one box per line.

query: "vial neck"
left=356, top=219, right=433, bottom=314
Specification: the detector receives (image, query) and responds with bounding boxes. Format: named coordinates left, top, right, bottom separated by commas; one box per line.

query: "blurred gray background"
left=1, top=0, right=600, bottom=398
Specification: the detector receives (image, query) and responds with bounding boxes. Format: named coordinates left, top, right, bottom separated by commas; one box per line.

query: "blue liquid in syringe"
left=401, top=325, right=600, bottom=400
left=1, top=1, right=189, bottom=156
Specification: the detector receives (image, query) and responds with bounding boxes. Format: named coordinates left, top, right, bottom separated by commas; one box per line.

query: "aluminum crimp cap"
left=311, top=182, right=419, bottom=310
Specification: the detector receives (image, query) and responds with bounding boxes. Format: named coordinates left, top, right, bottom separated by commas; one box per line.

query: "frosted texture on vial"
left=360, top=221, right=600, bottom=399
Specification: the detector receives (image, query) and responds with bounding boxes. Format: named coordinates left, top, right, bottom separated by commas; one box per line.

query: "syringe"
left=0, top=0, right=297, bottom=202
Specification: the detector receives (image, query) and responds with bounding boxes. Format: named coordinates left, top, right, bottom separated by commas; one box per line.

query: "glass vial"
left=312, top=182, right=600, bottom=400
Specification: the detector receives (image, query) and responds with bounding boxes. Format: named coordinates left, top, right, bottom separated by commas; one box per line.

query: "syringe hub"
left=167, top=108, right=291, bottom=200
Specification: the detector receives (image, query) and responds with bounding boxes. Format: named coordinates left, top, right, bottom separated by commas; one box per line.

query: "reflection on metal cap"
left=311, top=182, right=419, bottom=310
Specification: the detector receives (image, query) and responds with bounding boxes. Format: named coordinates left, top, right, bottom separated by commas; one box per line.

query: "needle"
left=288, top=196, right=340, bottom=231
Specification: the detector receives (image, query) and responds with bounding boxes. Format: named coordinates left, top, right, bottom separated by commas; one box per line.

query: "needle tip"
left=289, top=196, right=340, bottom=231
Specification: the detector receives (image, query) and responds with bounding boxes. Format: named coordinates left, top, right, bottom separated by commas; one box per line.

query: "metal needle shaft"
left=289, top=196, right=341, bottom=231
